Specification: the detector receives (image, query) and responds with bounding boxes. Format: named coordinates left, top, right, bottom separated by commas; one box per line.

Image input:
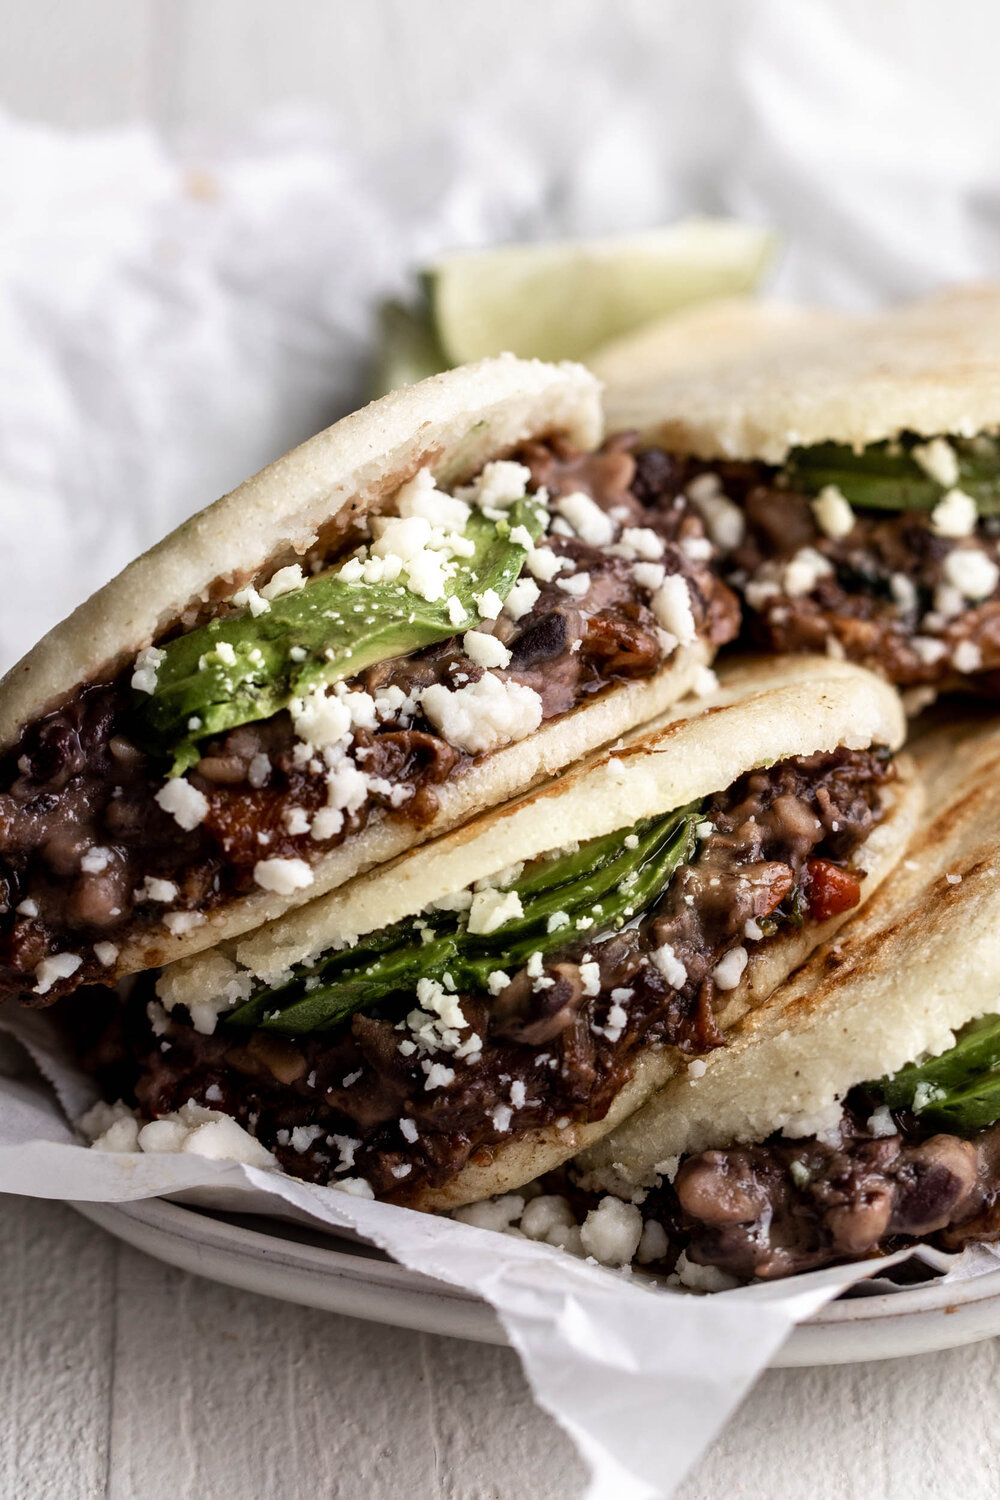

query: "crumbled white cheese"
left=372, top=514, right=432, bottom=561
left=912, top=436, right=960, bottom=488
left=422, top=1061, right=456, bottom=1091
left=636, top=1218, right=669, bottom=1264
left=811, top=485, right=855, bottom=540
left=463, top=629, right=511, bottom=669
left=90, top=1111, right=141, bottom=1154
left=247, top=752, right=271, bottom=788
left=163, top=911, right=207, bottom=937
left=399, top=1117, right=419, bottom=1144
left=674, top=1250, right=740, bottom=1292
left=139, top=875, right=179, bottom=903
left=686, top=472, right=722, bottom=502
left=866, top=1104, right=897, bottom=1138
left=420, top=673, right=542, bottom=754
left=156, top=777, right=210, bottom=831
left=651, top=943, right=687, bottom=989
left=933, top=581, right=966, bottom=620
left=93, top=941, right=119, bottom=967
left=253, top=857, right=314, bottom=895
left=261, top=563, right=306, bottom=600
left=504, top=577, right=540, bottom=621
left=943, top=547, right=999, bottom=601
left=468, top=888, right=524, bottom=936
left=579, top=1196, right=643, bottom=1266
left=453, top=1193, right=526, bottom=1232
left=912, top=635, right=948, bottom=666
left=475, top=587, right=505, bottom=621
left=526, top=546, right=566, bottom=583
left=602, top=1003, right=628, bottom=1044
left=651, top=574, right=697, bottom=645
left=331, top=1177, right=376, bottom=1199
left=404, top=549, right=450, bottom=603
left=633, top=561, right=666, bottom=591
left=555, top=491, right=615, bottom=547
left=290, top=689, right=352, bottom=749
left=491, top=1104, right=513, bottom=1132
left=930, top=488, right=977, bottom=538
left=782, top=546, right=834, bottom=597
left=953, top=639, right=983, bottom=673
left=713, top=945, right=748, bottom=991
left=86, top=1099, right=275, bottom=1166
left=487, top=970, right=511, bottom=995
left=283, top=805, right=311, bottom=836
left=689, top=484, right=745, bottom=551
left=232, top=584, right=271, bottom=617
left=681, top=536, right=713, bottom=562
left=80, top=846, right=112, bottom=874
left=621, top=526, right=665, bottom=560
left=744, top=917, right=764, bottom=941
left=555, top=571, right=591, bottom=598
left=395, top=467, right=471, bottom=531
left=463, top=461, right=531, bottom=511
left=33, top=952, right=82, bottom=995
left=890, top=573, right=918, bottom=615
left=519, top=1195, right=576, bottom=1241
left=546, top=910, right=570, bottom=933
left=130, top=646, right=165, bottom=695
left=16, top=897, right=38, bottom=917
left=579, top=961, right=601, bottom=997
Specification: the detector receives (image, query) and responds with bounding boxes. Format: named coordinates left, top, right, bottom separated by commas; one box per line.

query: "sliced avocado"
left=784, top=434, right=1000, bottom=514
left=868, top=1012, right=1000, bottom=1133
left=136, top=498, right=545, bottom=772
left=369, top=299, right=448, bottom=397
left=224, top=802, right=700, bottom=1036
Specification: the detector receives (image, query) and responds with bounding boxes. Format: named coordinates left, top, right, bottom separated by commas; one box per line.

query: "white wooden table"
left=4, top=3, right=1000, bottom=1495
left=4, top=1192, right=1000, bottom=1500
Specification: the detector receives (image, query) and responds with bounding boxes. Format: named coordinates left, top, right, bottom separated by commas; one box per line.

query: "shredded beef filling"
left=692, top=462, right=1000, bottom=692
left=72, top=747, right=889, bottom=1200
left=635, top=1100, right=1000, bottom=1282
left=0, top=436, right=739, bottom=1004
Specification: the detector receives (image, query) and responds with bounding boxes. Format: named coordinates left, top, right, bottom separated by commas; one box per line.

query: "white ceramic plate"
left=72, top=1196, right=1000, bottom=1365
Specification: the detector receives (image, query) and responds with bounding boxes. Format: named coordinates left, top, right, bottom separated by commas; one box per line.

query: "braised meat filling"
left=630, top=1101, right=1000, bottom=1283
left=0, top=436, right=739, bottom=1005
left=657, top=449, right=1000, bottom=693
left=75, top=748, right=890, bottom=1200
left=732, top=488, right=1000, bottom=692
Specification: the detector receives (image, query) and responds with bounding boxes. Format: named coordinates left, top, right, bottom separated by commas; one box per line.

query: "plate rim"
left=70, top=1194, right=1000, bottom=1365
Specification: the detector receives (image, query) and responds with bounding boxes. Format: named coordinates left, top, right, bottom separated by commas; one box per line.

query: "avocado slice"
left=135, top=498, right=545, bottom=772
left=223, top=802, right=700, bottom=1035
left=784, top=434, right=1000, bottom=515
left=868, top=1012, right=1000, bottom=1133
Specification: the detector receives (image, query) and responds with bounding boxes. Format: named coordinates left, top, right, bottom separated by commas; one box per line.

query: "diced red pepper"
left=805, top=858, right=861, bottom=922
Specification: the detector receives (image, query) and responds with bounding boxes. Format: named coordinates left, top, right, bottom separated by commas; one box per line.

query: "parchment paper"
left=4, top=43, right=1000, bottom=1489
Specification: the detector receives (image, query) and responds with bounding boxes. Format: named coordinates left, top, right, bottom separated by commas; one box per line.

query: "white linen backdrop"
left=3, top=3, right=1000, bottom=1495
left=3, top=0, right=1000, bottom=672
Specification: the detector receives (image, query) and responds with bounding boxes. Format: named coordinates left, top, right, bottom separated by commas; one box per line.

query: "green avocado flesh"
left=868, top=1012, right=1000, bottom=1134
left=784, top=434, right=1000, bottom=515
left=223, top=801, right=701, bottom=1036
left=135, top=499, right=544, bottom=772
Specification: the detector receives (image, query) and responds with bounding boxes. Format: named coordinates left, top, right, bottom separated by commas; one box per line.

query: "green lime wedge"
left=427, top=219, right=776, bottom=365
left=369, top=300, right=448, bottom=397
